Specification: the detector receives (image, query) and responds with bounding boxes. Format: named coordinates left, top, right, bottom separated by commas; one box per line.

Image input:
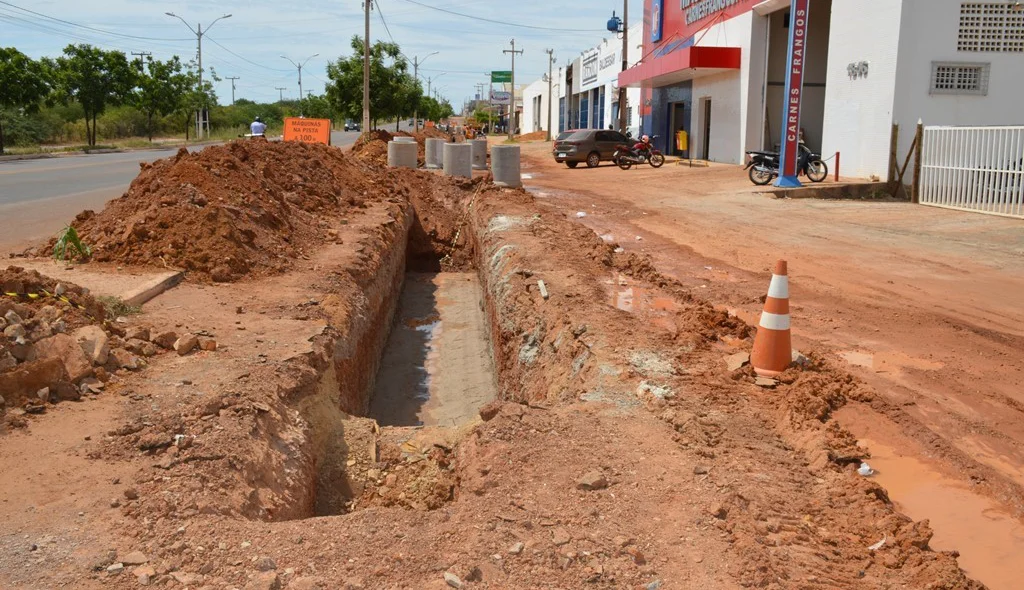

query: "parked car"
left=553, top=130, right=575, bottom=151
left=552, top=129, right=631, bottom=168
left=344, top=120, right=361, bottom=132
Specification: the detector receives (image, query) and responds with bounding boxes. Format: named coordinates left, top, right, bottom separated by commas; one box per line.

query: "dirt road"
left=519, top=141, right=1024, bottom=589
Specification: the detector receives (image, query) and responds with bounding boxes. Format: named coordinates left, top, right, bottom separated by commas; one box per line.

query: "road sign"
left=775, top=0, right=810, bottom=188
left=283, top=117, right=332, bottom=145
left=491, top=70, right=512, bottom=83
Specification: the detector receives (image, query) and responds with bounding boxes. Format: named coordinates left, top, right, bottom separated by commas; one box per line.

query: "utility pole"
left=276, top=87, right=286, bottom=103
left=226, top=76, right=240, bottom=105
left=363, top=0, right=372, bottom=132
left=545, top=48, right=555, bottom=141
left=410, top=52, right=439, bottom=132
left=503, top=39, right=524, bottom=140
left=618, top=0, right=628, bottom=134
left=165, top=12, right=232, bottom=139
left=131, top=51, right=152, bottom=60
left=281, top=53, right=319, bottom=115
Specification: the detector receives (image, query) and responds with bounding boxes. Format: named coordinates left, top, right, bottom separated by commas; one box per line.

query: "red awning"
left=618, top=46, right=742, bottom=88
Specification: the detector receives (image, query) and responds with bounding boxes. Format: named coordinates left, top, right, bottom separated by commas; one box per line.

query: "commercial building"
left=618, top=0, right=1024, bottom=177
left=522, top=23, right=644, bottom=139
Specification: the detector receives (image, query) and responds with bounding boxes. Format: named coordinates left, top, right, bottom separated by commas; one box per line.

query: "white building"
left=618, top=0, right=1024, bottom=177
left=522, top=23, right=643, bottom=138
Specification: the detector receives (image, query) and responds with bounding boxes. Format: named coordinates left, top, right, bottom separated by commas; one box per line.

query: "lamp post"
left=606, top=2, right=628, bottom=133
left=165, top=11, right=232, bottom=139
left=281, top=53, right=320, bottom=115
left=427, top=72, right=446, bottom=102
left=406, top=51, right=439, bottom=131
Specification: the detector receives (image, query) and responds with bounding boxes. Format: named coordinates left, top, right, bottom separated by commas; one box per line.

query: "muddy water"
left=369, top=272, right=497, bottom=427
left=858, top=436, right=1024, bottom=590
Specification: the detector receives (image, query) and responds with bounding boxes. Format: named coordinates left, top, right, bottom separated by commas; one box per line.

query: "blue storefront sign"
left=651, top=0, right=664, bottom=42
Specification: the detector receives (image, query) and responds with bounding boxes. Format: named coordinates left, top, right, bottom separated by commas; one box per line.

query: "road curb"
left=122, top=271, right=185, bottom=307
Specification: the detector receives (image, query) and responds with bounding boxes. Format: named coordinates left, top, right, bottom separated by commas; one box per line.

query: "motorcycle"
left=614, top=137, right=666, bottom=170
left=745, top=142, right=828, bottom=185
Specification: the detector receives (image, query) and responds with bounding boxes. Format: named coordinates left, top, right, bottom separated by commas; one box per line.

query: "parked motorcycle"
left=614, top=136, right=665, bottom=169
left=745, top=143, right=828, bottom=185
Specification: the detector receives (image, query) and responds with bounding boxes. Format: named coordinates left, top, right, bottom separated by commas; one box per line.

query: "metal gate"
left=919, top=126, right=1024, bottom=218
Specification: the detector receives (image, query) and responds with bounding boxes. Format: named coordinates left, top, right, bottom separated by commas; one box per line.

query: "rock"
left=4, top=310, right=24, bottom=325
left=9, top=342, right=30, bottom=361
left=710, top=503, right=729, bottom=519
left=626, top=546, right=646, bottom=565
left=174, top=334, right=199, bottom=356
left=74, top=325, right=110, bottom=366
left=51, top=319, right=67, bottom=334
left=693, top=465, right=709, bottom=475
left=30, top=333, right=93, bottom=382
left=646, top=580, right=663, bottom=590
left=288, top=578, right=321, bottom=590
left=443, top=572, right=464, bottom=588
left=124, top=488, right=139, bottom=500
left=106, top=563, right=124, bottom=574
left=134, top=565, right=156, bottom=586
left=119, top=550, right=148, bottom=565
left=552, top=528, right=571, bottom=546
left=508, top=542, right=525, bottom=555
left=36, top=387, right=50, bottom=403
left=152, top=331, right=178, bottom=350
left=478, top=400, right=502, bottom=421
left=754, top=377, right=777, bottom=388
left=248, top=571, right=280, bottom=590
left=0, top=358, right=67, bottom=405
left=79, top=377, right=104, bottom=393
left=170, top=572, right=204, bottom=585
left=211, top=266, right=234, bottom=283
left=4, top=323, right=27, bottom=340
left=791, top=349, right=811, bottom=367
left=55, top=381, right=81, bottom=401
left=0, top=351, right=16, bottom=371
left=198, top=338, right=217, bottom=352
left=109, top=349, right=141, bottom=371
left=725, top=352, right=750, bottom=372
left=125, top=326, right=151, bottom=342
left=577, top=470, right=608, bottom=491
left=256, top=556, right=277, bottom=571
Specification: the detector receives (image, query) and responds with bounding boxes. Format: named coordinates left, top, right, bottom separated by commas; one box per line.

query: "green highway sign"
left=491, top=70, right=512, bottom=83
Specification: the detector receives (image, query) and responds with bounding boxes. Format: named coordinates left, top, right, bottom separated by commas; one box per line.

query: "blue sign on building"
left=651, top=0, right=664, bottom=42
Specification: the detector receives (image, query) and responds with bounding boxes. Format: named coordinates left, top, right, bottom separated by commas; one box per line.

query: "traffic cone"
left=751, top=260, right=792, bottom=377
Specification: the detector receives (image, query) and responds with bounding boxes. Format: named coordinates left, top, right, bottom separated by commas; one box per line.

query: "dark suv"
left=553, top=129, right=630, bottom=168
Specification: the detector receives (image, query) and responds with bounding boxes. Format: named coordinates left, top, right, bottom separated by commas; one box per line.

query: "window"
left=959, top=2, right=1024, bottom=52
left=930, top=61, right=991, bottom=95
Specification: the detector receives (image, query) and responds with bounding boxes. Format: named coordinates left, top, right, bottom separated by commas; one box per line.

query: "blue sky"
left=1, top=0, right=641, bottom=107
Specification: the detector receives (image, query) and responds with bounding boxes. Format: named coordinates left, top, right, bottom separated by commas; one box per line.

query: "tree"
left=53, top=44, right=136, bottom=146
left=326, top=36, right=415, bottom=129
left=134, top=56, right=191, bottom=141
left=174, top=71, right=217, bottom=142
left=0, top=47, right=51, bottom=154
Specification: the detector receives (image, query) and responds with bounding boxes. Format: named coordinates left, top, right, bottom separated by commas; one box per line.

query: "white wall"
left=893, top=0, right=1024, bottom=157
left=521, top=79, right=546, bottom=134
left=691, top=11, right=756, bottom=163
left=821, top=0, right=904, bottom=178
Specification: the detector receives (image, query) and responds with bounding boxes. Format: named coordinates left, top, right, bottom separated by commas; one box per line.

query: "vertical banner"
left=776, top=0, right=810, bottom=188
left=651, top=0, right=664, bottom=42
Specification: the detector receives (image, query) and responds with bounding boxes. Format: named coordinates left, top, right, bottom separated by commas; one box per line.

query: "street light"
left=165, top=12, right=231, bottom=138
left=405, top=51, right=439, bottom=131
left=427, top=72, right=446, bottom=99
left=280, top=53, right=320, bottom=114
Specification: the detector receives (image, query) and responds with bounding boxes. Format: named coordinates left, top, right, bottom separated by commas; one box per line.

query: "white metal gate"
left=919, top=126, right=1024, bottom=218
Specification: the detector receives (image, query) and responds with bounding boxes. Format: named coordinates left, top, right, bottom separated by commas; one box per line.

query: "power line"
left=0, top=0, right=193, bottom=41
left=376, top=1, right=396, bottom=44
left=204, top=36, right=291, bottom=72
left=395, top=0, right=606, bottom=32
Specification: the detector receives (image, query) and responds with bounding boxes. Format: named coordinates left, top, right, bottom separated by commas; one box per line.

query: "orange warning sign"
left=283, top=117, right=331, bottom=145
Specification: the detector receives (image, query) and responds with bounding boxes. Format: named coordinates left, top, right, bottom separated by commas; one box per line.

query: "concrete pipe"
left=443, top=143, right=472, bottom=178
left=491, top=145, right=522, bottom=188
left=394, top=136, right=416, bottom=142
left=425, top=138, right=444, bottom=169
left=471, top=138, right=488, bottom=170
left=387, top=141, right=418, bottom=168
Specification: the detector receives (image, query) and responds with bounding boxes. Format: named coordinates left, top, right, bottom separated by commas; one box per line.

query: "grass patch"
left=97, top=295, right=142, bottom=318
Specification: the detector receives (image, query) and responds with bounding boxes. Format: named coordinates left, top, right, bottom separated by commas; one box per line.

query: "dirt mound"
left=517, top=130, right=547, bottom=141
left=58, top=141, right=392, bottom=282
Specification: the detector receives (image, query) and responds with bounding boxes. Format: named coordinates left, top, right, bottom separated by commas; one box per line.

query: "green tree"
left=174, top=73, right=217, bottom=141
left=134, top=56, right=191, bottom=141
left=0, top=47, right=51, bottom=154
left=326, top=36, right=414, bottom=129
left=53, top=44, right=136, bottom=146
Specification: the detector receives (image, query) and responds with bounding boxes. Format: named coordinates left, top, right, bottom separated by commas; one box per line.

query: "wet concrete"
left=369, top=272, right=497, bottom=427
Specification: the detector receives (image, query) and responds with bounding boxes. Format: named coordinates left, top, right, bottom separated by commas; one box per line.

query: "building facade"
left=619, top=0, right=1024, bottom=177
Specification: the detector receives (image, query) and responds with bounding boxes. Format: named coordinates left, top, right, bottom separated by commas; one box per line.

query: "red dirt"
left=517, top=131, right=547, bottom=141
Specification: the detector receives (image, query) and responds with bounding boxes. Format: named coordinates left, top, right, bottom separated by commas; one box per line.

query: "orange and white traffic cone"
left=751, top=260, right=792, bottom=377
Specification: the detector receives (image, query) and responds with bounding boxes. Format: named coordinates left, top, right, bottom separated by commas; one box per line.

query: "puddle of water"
left=370, top=273, right=496, bottom=427
left=840, top=350, right=944, bottom=373
left=860, top=436, right=1024, bottom=590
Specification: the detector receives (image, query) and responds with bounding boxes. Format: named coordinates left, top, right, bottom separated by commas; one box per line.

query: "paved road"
left=0, top=131, right=362, bottom=253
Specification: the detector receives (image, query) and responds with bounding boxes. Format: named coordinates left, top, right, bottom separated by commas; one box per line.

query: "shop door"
left=701, top=98, right=712, bottom=160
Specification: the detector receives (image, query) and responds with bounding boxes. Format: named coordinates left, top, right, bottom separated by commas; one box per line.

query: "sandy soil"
left=516, top=140, right=1024, bottom=589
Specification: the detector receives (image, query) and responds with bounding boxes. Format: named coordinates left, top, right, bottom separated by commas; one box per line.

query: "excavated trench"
left=289, top=196, right=498, bottom=518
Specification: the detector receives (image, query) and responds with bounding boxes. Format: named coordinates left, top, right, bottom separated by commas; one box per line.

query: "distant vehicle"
left=552, top=129, right=630, bottom=168
left=344, top=120, right=361, bottom=132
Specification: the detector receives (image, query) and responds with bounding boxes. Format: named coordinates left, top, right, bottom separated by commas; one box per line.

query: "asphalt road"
left=0, top=130, right=362, bottom=253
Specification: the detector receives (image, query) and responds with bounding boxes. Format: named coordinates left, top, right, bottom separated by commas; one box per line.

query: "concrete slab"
left=6, top=259, right=183, bottom=305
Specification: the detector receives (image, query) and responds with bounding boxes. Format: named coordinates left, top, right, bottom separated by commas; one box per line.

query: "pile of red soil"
left=517, top=130, right=548, bottom=141
left=351, top=129, right=394, bottom=166
left=57, top=141, right=391, bottom=282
